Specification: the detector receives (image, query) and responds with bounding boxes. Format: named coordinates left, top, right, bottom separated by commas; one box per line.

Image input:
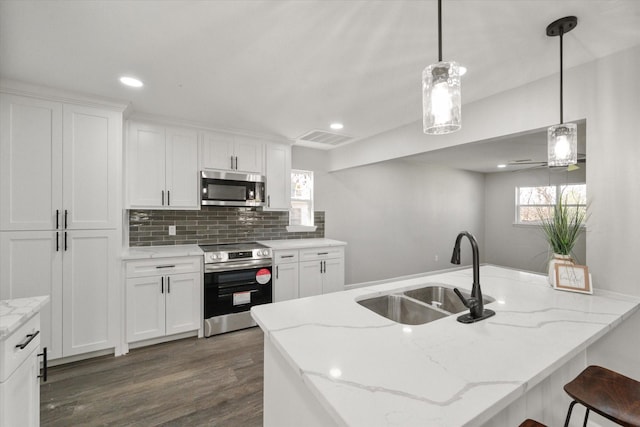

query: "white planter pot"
left=548, top=253, right=574, bottom=286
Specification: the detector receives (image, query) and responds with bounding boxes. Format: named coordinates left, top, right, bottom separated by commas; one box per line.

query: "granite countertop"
left=251, top=265, right=640, bottom=427
left=122, top=244, right=204, bottom=260
left=0, top=296, right=50, bottom=338
left=258, top=238, right=347, bottom=250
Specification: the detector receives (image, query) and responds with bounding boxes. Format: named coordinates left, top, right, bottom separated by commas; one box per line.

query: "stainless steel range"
left=201, top=242, right=272, bottom=337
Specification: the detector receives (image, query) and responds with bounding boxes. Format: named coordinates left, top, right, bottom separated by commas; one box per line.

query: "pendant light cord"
left=559, top=27, right=564, bottom=124
left=438, top=0, right=443, bottom=62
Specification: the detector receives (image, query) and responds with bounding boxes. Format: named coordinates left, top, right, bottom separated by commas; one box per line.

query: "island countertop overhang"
left=251, top=265, right=640, bottom=427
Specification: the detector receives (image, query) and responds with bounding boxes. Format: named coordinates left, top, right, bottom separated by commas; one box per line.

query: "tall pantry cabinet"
left=0, top=92, right=123, bottom=360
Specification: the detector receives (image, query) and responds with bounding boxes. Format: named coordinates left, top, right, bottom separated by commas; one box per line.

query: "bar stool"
left=563, top=365, right=640, bottom=427
left=519, top=419, right=547, bottom=427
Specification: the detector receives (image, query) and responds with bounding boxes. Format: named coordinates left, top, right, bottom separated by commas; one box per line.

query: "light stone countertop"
left=257, top=238, right=347, bottom=250
left=122, top=244, right=204, bottom=260
left=0, top=296, right=50, bottom=338
left=251, top=265, right=640, bottom=427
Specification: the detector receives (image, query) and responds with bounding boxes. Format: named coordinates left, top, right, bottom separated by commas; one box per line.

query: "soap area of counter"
left=252, top=265, right=640, bottom=427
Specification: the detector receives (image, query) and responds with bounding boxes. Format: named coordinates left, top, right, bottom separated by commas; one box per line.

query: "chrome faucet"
left=450, top=231, right=495, bottom=323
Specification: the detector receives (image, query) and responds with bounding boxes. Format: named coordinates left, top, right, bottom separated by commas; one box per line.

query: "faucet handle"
left=454, top=288, right=482, bottom=319
left=453, top=288, right=472, bottom=308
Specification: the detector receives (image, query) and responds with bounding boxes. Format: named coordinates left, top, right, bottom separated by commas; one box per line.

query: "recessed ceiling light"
left=119, top=76, right=144, bottom=88
left=497, top=164, right=507, bottom=168
left=330, top=123, right=344, bottom=130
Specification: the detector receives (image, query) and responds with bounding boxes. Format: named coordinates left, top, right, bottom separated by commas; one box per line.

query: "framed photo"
left=554, top=264, right=592, bottom=294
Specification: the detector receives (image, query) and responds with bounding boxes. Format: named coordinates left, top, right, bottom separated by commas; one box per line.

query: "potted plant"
left=539, top=193, right=586, bottom=285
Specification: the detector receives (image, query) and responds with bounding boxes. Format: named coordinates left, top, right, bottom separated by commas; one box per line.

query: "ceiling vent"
left=296, top=130, right=352, bottom=146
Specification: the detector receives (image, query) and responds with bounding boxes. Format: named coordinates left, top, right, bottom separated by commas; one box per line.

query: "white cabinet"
left=0, top=230, right=118, bottom=359
left=273, top=250, right=299, bottom=302
left=0, top=313, right=42, bottom=427
left=299, top=247, right=345, bottom=298
left=0, top=94, right=120, bottom=230
left=127, top=122, right=199, bottom=209
left=0, top=92, right=122, bottom=361
left=126, top=257, right=201, bottom=343
left=264, top=143, right=291, bottom=210
left=200, top=131, right=264, bottom=174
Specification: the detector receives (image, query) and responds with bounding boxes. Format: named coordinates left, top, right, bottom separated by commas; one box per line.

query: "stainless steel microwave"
left=201, top=170, right=266, bottom=207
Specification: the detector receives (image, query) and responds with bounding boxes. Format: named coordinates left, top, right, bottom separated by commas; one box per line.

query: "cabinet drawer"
left=126, top=256, right=202, bottom=278
left=0, top=313, right=40, bottom=382
left=273, top=250, right=298, bottom=264
left=299, top=246, right=344, bottom=262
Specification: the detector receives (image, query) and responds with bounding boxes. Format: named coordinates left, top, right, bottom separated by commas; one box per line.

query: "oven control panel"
left=203, top=248, right=272, bottom=264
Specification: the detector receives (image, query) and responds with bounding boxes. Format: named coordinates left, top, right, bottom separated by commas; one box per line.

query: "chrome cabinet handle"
left=38, top=347, right=48, bottom=382
left=15, top=330, right=40, bottom=350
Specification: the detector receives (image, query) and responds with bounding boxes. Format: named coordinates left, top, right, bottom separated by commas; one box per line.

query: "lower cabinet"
left=273, top=246, right=345, bottom=301
left=0, top=313, right=42, bottom=427
left=126, top=257, right=201, bottom=343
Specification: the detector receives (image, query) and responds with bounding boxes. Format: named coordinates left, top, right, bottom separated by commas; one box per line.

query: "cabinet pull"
left=64, top=231, right=68, bottom=251
left=38, top=347, right=48, bottom=382
left=320, top=261, right=323, bottom=274
left=230, top=155, right=234, bottom=169
left=56, top=232, right=60, bottom=252
left=15, top=330, right=40, bottom=350
left=267, top=195, right=271, bottom=208
left=56, top=209, right=60, bottom=229
left=276, top=265, right=279, bottom=279
left=280, top=255, right=294, bottom=259
left=64, top=209, right=68, bottom=229
left=235, top=156, right=238, bottom=170
left=167, top=276, right=171, bottom=293
left=167, top=190, right=170, bottom=206
left=318, top=252, right=329, bottom=255
left=155, top=265, right=176, bottom=269
left=161, top=276, right=164, bottom=293
left=162, top=190, right=165, bottom=206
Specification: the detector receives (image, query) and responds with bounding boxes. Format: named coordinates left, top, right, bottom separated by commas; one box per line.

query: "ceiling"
left=402, top=122, right=587, bottom=173
left=1, top=1, right=639, bottom=149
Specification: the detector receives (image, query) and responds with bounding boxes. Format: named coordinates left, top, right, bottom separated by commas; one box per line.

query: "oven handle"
left=204, top=259, right=272, bottom=273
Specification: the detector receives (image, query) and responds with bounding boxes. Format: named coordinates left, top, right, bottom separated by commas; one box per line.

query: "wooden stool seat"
left=564, top=365, right=640, bottom=427
left=519, top=419, right=547, bottom=427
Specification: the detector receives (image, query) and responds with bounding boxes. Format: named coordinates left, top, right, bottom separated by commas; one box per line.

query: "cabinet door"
left=127, top=122, right=166, bottom=208
left=234, top=135, right=264, bottom=174
left=62, top=229, right=117, bottom=356
left=165, top=272, right=201, bottom=336
left=0, top=94, right=62, bottom=231
left=298, top=260, right=323, bottom=298
left=126, top=275, right=165, bottom=342
left=273, top=262, right=299, bottom=302
left=0, top=231, right=63, bottom=359
left=0, top=348, right=40, bottom=427
left=200, top=131, right=235, bottom=171
left=322, top=257, right=345, bottom=294
left=264, top=144, right=291, bottom=210
left=63, top=104, right=121, bottom=229
left=165, top=127, right=199, bottom=209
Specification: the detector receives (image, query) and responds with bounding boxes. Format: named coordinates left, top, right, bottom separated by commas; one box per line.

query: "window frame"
left=287, top=169, right=316, bottom=232
left=515, top=183, right=586, bottom=226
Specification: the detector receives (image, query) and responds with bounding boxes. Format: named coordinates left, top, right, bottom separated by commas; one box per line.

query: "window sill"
left=286, top=225, right=317, bottom=233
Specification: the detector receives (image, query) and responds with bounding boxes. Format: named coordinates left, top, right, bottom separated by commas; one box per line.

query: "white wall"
left=484, top=167, right=586, bottom=273
left=293, top=146, right=485, bottom=284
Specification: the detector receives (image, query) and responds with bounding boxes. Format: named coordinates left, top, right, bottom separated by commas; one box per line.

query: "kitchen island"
left=251, top=265, right=640, bottom=427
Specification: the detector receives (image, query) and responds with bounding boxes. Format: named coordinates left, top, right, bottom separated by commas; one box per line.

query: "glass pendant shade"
left=547, top=123, right=577, bottom=166
left=422, top=61, right=461, bottom=134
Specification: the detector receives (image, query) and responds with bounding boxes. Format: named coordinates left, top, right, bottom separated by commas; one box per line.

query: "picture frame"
left=554, top=264, right=592, bottom=294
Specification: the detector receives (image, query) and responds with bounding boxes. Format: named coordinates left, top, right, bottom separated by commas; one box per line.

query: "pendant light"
left=422, top=0, right=461, bottom=135
left=546, top=16, right=578, bottom=167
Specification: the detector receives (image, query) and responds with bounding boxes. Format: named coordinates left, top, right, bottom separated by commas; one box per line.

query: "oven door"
left=204, top=262, right=272, bottom=319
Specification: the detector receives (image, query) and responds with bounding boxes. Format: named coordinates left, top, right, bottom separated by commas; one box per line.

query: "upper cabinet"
left=200, top=131, right=264, bottom=174
left=264, top=143, right=291, bottom=210
left=0, top=94, right=121, bottom=231
left=127, top=122, right=199, bottom=210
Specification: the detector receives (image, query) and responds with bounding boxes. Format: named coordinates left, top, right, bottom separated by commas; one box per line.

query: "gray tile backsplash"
left=129, top=207, right=325, bottom=246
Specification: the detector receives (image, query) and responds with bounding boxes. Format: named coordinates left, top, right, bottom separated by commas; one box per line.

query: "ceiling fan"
left=506, top=154, right=586, bottom=171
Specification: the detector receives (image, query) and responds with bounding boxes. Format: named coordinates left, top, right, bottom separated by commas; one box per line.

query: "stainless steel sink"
left=357, top=294, right=448, bottom=325
left=357, top=284, right=494, bottom=324
left=403, top=284, right=494, bottom=314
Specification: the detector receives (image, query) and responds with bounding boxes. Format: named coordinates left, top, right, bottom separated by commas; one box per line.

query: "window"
left=516, top=184, right=586, bottom=224
left=290, top=169, right=314, bottom=227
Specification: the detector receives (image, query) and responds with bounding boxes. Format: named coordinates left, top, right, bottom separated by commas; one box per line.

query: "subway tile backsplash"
left=128, top=207, right=325, bottom=246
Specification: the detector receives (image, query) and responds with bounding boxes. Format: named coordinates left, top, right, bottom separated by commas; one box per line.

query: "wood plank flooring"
left=41, top=327, right=264, bottom=426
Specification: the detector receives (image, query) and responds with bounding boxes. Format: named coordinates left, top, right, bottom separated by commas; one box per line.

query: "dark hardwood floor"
left=41, top=327, right=264, bottom=427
